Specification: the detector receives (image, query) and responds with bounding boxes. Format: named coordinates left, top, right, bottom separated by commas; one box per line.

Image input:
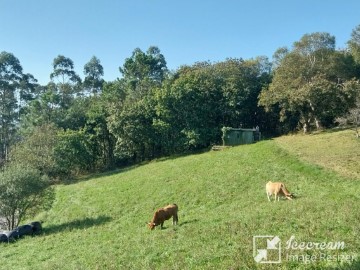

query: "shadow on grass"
left=43, top=215, right=112, bottom=235
left=63, top=149, right=212, bottom=186
left=63, top=165, right=140, bottom=185
left=179, top=219, right=199, bottom=227
left=153, top=219, right=199, bottom=230
left=306, top=127, right=355, bottom=136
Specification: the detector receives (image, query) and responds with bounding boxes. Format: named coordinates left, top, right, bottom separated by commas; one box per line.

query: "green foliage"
left=83, top=96, right=116, bottom=170
left=54, top=129, right=93, bottom=177
left=259, top=32, right=360, bottom=132
left=50, top=55, right=82, bottom=109
left=10, top=124, right=59, bottom=179
left=0, top=51, right=23, bottom=164
left=5, top=25, right=360, bottom=180
left=50, top=55, right=81, bottom=85
left=152, top=58, right=272, bottom=153
left=83, top=56, right=104, bottom=95
left=120, top=46, right=168, bottom=84
left=156, top=63, right=223, bottom=149
left=348, top=24, right=360, bottom=65
left=119, top=46, right=168, bottom=100
left=338, top=107, right=360, bottom=138
left=109, top=97, right=158, bottom=162
left=18, top=73, right=40, bottom=112
left=0, top=164, right=54, bottom=230
left=107, top=57, right=274, bottom=163
left=221, top=126, right=232, bottom=145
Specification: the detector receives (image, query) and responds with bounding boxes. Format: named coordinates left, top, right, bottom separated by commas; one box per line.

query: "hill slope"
left=1, top=130, right=360, bottom=269
left=276, top=129, right=360, bottom=180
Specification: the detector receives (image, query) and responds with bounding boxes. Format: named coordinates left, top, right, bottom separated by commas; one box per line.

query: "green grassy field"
left=275, top=129, right=360, bottom=180
left=1, top=130, right=359, bottom=269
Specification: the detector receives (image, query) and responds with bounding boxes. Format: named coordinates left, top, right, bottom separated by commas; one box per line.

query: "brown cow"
left=266, top=181, right=294, bottom=202
left=148, top=204, right=178, bottom=230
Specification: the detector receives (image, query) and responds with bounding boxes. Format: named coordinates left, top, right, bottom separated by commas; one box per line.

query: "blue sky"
left=1, top=0, right=360, bottom=85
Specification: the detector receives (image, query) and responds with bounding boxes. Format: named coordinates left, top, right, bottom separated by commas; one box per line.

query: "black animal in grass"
left=0, top=221, right=42, bottom=243
left=17, top=224, right=33, bottom=237
left=29, top=221, right=42, bottom=234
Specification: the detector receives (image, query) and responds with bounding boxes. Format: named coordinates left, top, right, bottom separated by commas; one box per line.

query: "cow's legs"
left=274, top=193, right=277, bottom=202
left=160, top=222, right=164, bottom=229
left=267, top=193, right=271, bottom=202
left=173, top=214, right=178, bottom=225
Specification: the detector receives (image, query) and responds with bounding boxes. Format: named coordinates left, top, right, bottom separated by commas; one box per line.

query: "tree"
left=120, top=46, right=167, bottom=83
left=10, top=124, right=59, bottom=179
left=18, top=73, right=39, bottom=112
left=19, top=83, right=62, bottom=130
left=0, top=164, right=54, bottom=230
left=119, top=46, right=168, bottom=98
left=213, top=57, right=272, bottom=129
left=50, top=55, right=82, bottom=108
left=108, top=96, right=157, bottom=162
left=336, top=84, right=360, bottom=138
left=83, top=56, right=104, bottom=95
left=54, top=129, right=94, bottom=176
left=84, top=96, right=116, bottom=170
left=153, top=62, right=224, bottom=151
left=0, top=51, right=23, bottom=165
left=259, top=32, right=360, bottom=133
left=348, top=24, right=360, bottom=65
left=151, top=58, right=273, bottom=153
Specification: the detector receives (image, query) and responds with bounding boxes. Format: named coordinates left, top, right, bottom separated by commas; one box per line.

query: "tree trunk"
left=303, top=122, right=308, bottom=133
left=314, top=117, right=322, bottom=130
left=309, top=101, right=322, bottom=130
left=302, top=117, right=311, bottom=133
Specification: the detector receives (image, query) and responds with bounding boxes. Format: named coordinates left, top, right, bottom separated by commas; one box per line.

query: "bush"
left=0, top=164, right=55, bottom=230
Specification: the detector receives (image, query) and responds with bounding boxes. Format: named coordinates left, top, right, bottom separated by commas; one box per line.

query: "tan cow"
left=148, top=204, right=179, bottom=230
left=266, top=181, right=294, bottom=202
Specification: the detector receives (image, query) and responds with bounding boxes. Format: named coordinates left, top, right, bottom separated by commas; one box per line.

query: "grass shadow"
left=179, top=219, right=200, bottom=227
left=152, top=219, right=200, bottom=230
left=63, top=149, right=211, bottom=185
left=43, top=215, right=112, bottom=235
left=63, top=165, right=141, bottom=185
left=307, top=127, right=354, bottom=136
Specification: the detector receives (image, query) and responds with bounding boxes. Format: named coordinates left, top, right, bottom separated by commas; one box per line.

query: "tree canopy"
left=1, top=24, right=360, bottom=181
left=259, top=32, right=360, bottom=133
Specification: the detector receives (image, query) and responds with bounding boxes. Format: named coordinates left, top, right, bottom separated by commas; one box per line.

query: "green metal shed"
left=222, top=127, right=261, bottom=146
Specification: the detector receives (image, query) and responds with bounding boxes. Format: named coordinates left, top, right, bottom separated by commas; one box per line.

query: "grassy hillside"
left=1, top=130, right=360, bottom=269
left=275, top=129, right=360, bottom=180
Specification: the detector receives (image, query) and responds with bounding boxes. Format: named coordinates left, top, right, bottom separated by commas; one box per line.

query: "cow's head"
left=148, top=222, right=156, bottom=230
left=286, top=193, right=295, bottom=200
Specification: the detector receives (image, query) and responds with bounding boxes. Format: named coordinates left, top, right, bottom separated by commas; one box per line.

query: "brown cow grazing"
left=148, top=204, right=178, bottom=230
left=266, top=181, right=294, bottom=202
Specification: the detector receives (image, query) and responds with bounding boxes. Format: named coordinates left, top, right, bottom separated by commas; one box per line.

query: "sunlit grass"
left=0, top=132, right=359, bottom=269
left=275, top=129, right=360, bottom=180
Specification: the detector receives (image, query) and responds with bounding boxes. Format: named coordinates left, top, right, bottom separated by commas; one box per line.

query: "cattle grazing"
left=148, top=204, right=179, bottom=230
left=266, top=181, right=294, bottom=202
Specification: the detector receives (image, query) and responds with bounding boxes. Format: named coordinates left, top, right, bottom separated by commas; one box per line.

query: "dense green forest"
left=1, top=25, right=360, bottom=181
